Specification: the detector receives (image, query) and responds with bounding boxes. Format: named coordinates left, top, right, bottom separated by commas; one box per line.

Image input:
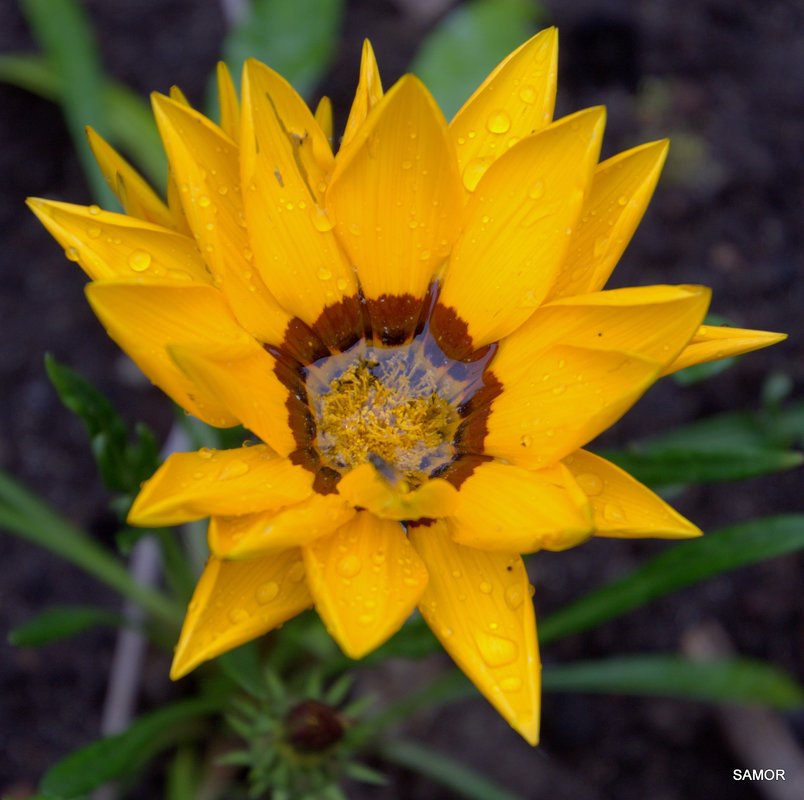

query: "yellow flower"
left=28, top=30, right=785, bottom=745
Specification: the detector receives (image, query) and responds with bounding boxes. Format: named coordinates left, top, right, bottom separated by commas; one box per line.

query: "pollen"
left=310, top=345, right=459, bottom=485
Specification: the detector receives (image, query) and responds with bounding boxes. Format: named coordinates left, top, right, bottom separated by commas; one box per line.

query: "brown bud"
left=284, top=700, right=345, bottom=753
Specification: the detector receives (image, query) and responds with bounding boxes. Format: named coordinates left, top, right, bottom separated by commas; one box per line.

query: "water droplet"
left=128, top=250, right=151, bottom=272
left=229, top=607, right=249, bottom=624
left=408, top=219, right=418, bottom=229
left=371, top=551, right=386, bottom=566
left=198, top=447, right=214, bottom=459
left=479, top=581, right=493, bottom=594
left=617, top=195, right=628, bottom=206
left=528, top=584, right=536, bottom=597
left=462, top=157, right=492, bottom=192
left=87, top=225, right=101, bottom=239
left=285, top=202, right=294, bottom=211
left=217, top=185, right=228, bottom=195
left=528, top=181, right=545, bottom=200
left=475, top=629, right=518, bottom=667
left=593, top=237, right=608, bottom=258
left=336, top=554, right=362, bottom=578
left=603, top=501, right=626, bottom=522
left=198, top=195, right=211, bottom=208
left=519, top=85, right=536, bottom=104
left=451, top=569, right=462, bottom=579
left=358, top=613, right=374, bottom=625
left=288, top=560, right=305, bottom=582
left=311, top=207, right=334, bottom=232
left=336, top=277, right=348, bottom=291
left=256, top=581, right=279, bottom=604
left=505, top=584, right=524, bottom=610
left=520, top=434, right=532, bottom=448
left=317, top=267, right=332, bottom=280
left=88, top=204, right=101, bottom=215
left=403, top=576, right=420, bottom=587
left=486, top=110, right=511, bottom=134
left=401, top=160, right=412, bottom=170
left=576, top=472, right=603, bottom=496
left=500, top=676, right=522, bottom=692
left=64, top=247, right=80, bottom=261
left=218, top=459, right=249, bottom=479
left=349, top=222, right=361, bottom=236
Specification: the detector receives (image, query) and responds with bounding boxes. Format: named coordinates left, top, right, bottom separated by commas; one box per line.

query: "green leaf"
left=539, top=515, right=804, bottom=644
left=217, top=641, right=265, bottom=698
left=165, top=746, right=200, bottom=800
left=543, top=655, right=804, bottom=709
left=8, top=605, right=122, bottom=647
left=600, top=447, right=802, bottom=486
left=671, top=356, right=737, bottom=385
left=223, top=0, right=343, bottom=97
left=45, top=354, right=161, bottom=500
left=410, top=0, right=548, bottom=119
left=40, top=697, right=224, bottom=798
left=19, top=0, right=115, bottom=206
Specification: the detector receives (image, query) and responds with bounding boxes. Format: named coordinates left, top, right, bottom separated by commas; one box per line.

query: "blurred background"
left=1, top=0, right=802, bottom=798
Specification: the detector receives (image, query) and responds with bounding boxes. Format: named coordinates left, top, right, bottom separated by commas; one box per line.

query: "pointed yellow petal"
left=240, top=61, right=360, bottom=348
left=302, top=512, right=428, bottom=658
left=169, top=84, right=191, bottom=106
left=336, top=463, right=458, bottom=521
left=493, top=285, right=711, bottom=381
left=209, top=493, right=356, bottom=559
left=482, top=345, right=661, bottom=469
left=327, top=75, right=463, bottom=343
left=166, top=167, right=193, bottom=237
left=128, top=444, right=313, bottom=527
left=170, top=549, right=312, bottom=679
left=216, top=61, right=240, bottom=141
left=409, top=521, right=540, bottom=744
left=449, top=461, right=592, bottom=553
left=549, top=139, right=669, bottom=299
left=85, top=127, right=174, bottom=229
left=169, top=343, right=295, bottom=457
left=435, top=107, right=606, bottom=351
left=661, top=324, right=787, bottom=376
left=26, top=198, right=212, bottom=284
left=564, top=449, right=702, bottom=538
left=85, top=281, right=244, bottom=426
left=314, top=95, right=333, bottom=142
left=341, top=39, right=383, bottom=152
left=450, top=27, right=557, bottom=182
left=152, top=93, right=292, bottom=346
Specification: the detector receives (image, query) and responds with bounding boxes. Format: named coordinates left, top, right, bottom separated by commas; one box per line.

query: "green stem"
left=0, top=472, right=182, bottom=628
left=379, top=739, right=525, bottom=800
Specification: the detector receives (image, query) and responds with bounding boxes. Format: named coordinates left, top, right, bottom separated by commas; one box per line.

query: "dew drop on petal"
left=287, top=560, right=305, bottom=582
left=198, top=447, right=214, bottom=459
left=486, top=110, right=511, bottom=134
left=603, top=501, right=626, bottom=522
left=229, top=607, right=249, bottom=624
left=505, top=584, right=524, bottom=610
left=617, top=195, right=628, bottom=206
left=86, top=225, right=101, bottom=239
left=336, top=554, right=362, bottom=578
left=528, top=181, right=545, bottom=200
left=336, top=277, right=348, bottom=291
left=88, top=204, right=101, bottom=215
left=128, top=250, right=152, bottom=272
left=256, top=581, right=279, bottom=604
left=500, top=675, right=522, bottom=692
left=218, top=459, right=249, bottom=480
left=518, top=85, right=537, bottom=104
left=198, top=195, right=211, bottom=208
left=475, top=629, right=518, bottom=667
left=462, top=157, right=492, bottom=192
left=64, top=247, right=80, bottom=261
left=311, top=207, right=334, bottom=232
left=575, top=472, right=603, bottom=496
left=479, top=581, right=493, bottom=594
left=317, top=267, right=332, bottom=280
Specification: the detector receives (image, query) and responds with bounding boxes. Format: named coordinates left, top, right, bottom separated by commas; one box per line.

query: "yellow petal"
left=409, top=521, right=540, bottom=745
left=169, top=84, right=191, bottom=106
left=341, top=39, right=383, bottom=152
left=85, top=280, right=244, bottom=426
left=85, top=127, right=174, bottom=229
left=314, top=95, right=333, bottom=142
left=435, top=107, right=606, bottom=352
left=336, top=463, right=458, bottom=521
left=170, top=549, right=312, bottom=679
left=209, top=493, right=356, bottom=559
left=482, top=345, right=661, bottom=469
left=493, top=285, right=711, bottom=381
left=169, top=342, right=296, bottom=457
left=564, top=449, right=702, bottom=538
left=450, top=27, right=557, bottom=181
left=448, top=461, right=592, bottom=553
left=302, top=512, right=428, bottom=658
left=216, top=61, right=240, bottom=141
left=128, top=444, right=313, bottom=527
left=26, top=198, right=212, bottom=284
left=661, top=324, right=787, bottom=376
left=240, top=60, right=360, bottom=348
left=152, top=92, right=292, bottom=346
left=548, top=140, right=669, bottom=299
left=327, top=75, right=463, bottom=343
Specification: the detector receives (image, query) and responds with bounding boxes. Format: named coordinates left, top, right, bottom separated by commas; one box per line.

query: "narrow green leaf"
left=45, top=354, right=161, bottom=498
left=600, top=447, right=802, bottom=486
left=8, top=605, right=122, bottom=647
left=40, top=697, right=224, bottom=798
left=539, top=515, right=804, bottom=644
left=223, top=0, right=344, bottom=97
left=379, top=739, right=524, bottom=800
left=343, top=761, right=387, bottom=786
left=410, top=0, right=548, bottom=119
left=672, top=357, right=737, bottom=385
left=218, top=641, right=265, bottom=698
left=543, top=655, right=804, bottom=709
left=165, top=746, right=200, bottom=800
left=20, top=0, right=115, bottom=206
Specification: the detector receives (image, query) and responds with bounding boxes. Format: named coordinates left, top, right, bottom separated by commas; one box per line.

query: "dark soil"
left=1, top=1, right=802, bottom=798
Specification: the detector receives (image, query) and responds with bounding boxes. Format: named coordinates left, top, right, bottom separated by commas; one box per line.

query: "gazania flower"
left=29, top=29, right=784, bottom=744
